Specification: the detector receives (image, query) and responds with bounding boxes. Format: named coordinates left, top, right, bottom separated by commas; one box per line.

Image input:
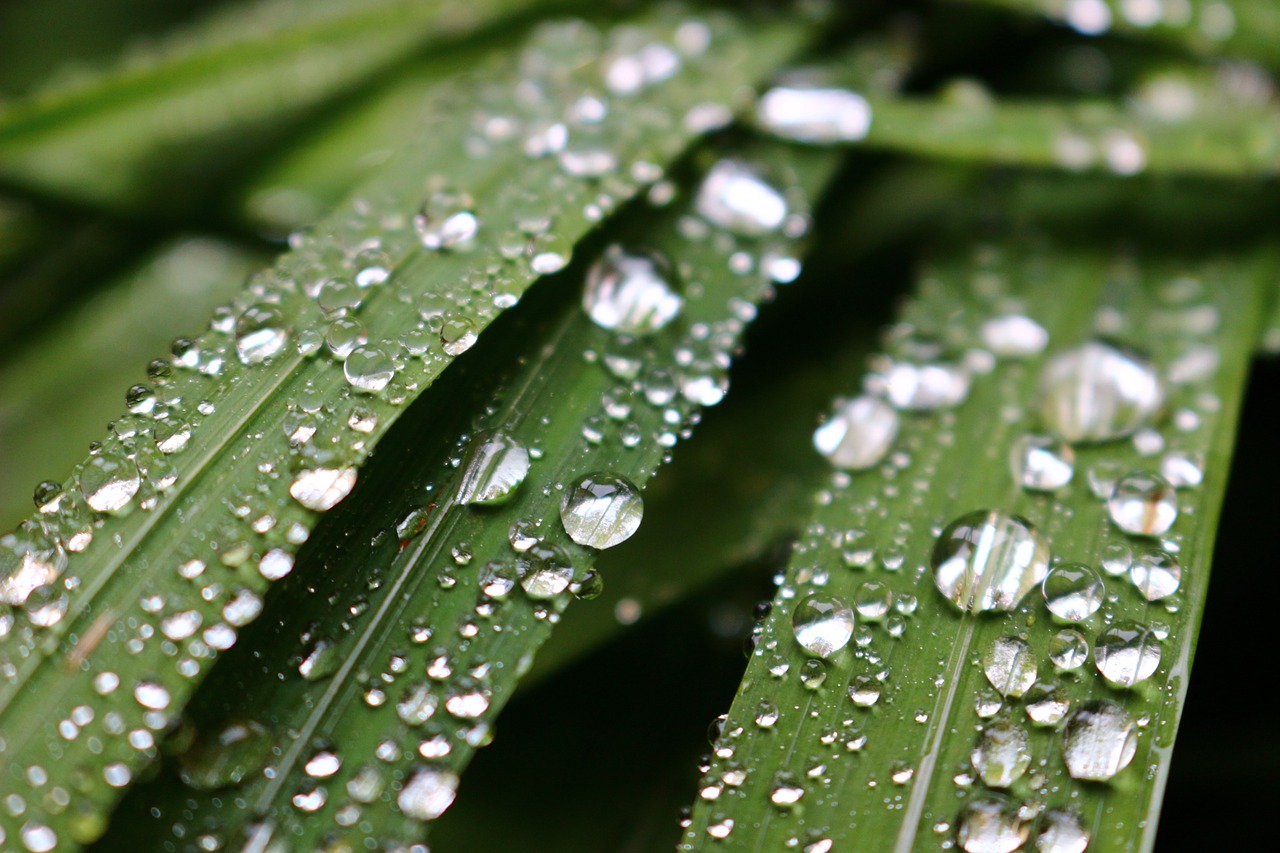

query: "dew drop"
left=78, top=449, right=141, bottom=513
left=813, top=396, right=899, bottom=471
left=559, top=472, right=643, bottom=549
left=457, top=432, right=530, bottom=506
left=397, top=767, right=458, bottom=821
left=235, top=304, right=290, bottom=365
left=983, top=635, right=1038, bottom=698
left=290, top=467, right=357, bottom=512
left=343, top=346, right=395, bottom=393
left=1041, top=563, right=1104, bottom=622
left=981, top=314, right=1049, bottom=358
left=971, top=718, right=1031, bottom=788
left=1038, top=341, right=1164, bottom=443
left=957, top=798, right=1030, bottom=853
left=440, top=318, right=478, bottom=356
left=1062, top=700, right=1137, bottom=781
left=1108, top=470, right=1177, bottom=536
left=1094, top=621, right=1161, bottom=687
left=520, top=542, right=575, bottom=599
left=583, top=245, right=683, bottom=336
left=791, top=593, right=854, bottom=658
left=931, top=510, right=1050, bottom=613
left=1129, top=547, right=1181, bottom=601
left=1010, top=434, right=1074, bottom=492
left=1036, top=808, right=1089, bottom=853
left=1160, top=449, right=1204, bottom=488
left=756, top=85, right=872, bottom=143
left=695, top=160, right=787, bottom=236
left=874, top=359, right=971, bottom=411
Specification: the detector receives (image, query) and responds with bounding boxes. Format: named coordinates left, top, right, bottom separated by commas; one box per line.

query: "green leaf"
left=680, top=240, right=1271, bottom=851
left=0, top=9, right=816, bottom=846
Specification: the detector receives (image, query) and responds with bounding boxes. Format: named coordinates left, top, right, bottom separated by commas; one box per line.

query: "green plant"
left=1, top=1, right=1277, bottom=850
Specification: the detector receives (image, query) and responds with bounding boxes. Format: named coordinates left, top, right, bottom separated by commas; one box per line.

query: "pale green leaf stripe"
left=0, top=0, right=553, bottom=208
left=103, top=138, right=842, bottom=850
left=967, top=0, right=1280, bottom=66
left=0, top=11, right=812, bottom=847
left=681, top=243, right=1271, bottom=851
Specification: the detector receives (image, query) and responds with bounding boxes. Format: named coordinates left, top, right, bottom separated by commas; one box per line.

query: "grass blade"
left=680, top=239, right=1271, bottom=851
left=0, top=10, right=815, bottom=846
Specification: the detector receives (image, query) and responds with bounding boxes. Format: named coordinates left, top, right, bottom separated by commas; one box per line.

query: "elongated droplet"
left=1094, top=621, right=1161, bottom=687
left=458, top=432, right=530, bottom=506
left=1010, top=434, right=1074, bottom=492
left=583, top=245, right=683, bottom=336
left=756, top=86, right=872, bottom=143
left=560, top=473, right=643, bottom=549
left=791, top=593, right=854, bottom=658
left=1041, top=562, right=1104, bottom=622
left=695, top=160, right=787, bottom=236
left=1108, top=470, right=1177, bottom=536
left=813, top=396, right=899, bottom=470
left=1062, top=700, right=1137, bottom=781
left=1038, top=341, right=1164, bottom=443
left=932, top=510, right=1049, bottom=613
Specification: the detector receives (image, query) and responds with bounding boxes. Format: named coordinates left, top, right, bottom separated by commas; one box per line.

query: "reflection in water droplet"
left=398, top=767, right=459, bottom=821
left=458, top=432, right=530, bottom=506
left=560, top=473, right=643, bottom=549
left=1130, top=547, right=1181, bottom=601
left=791, top=593, right=854, bottom=658
left=983, top=635, right=1038, bottom=698
left=235, top=304, right=290, bottom=365
left=1038, top=341, right=1164, bottom=443
left=756, top=86, right=872, bottom=143
left=813, top=396, right=899, bottom=471
left=1036, top=808, right=1089, bottom=853
left=1094, top=621, right=1161, bottom=687
left=695, top=160, right=787, bottom=236
left=1108, top=470, right=1178, bottom=536
left=290, top=467, right=358, bottom=512
left=971, top=718, right=1031, bottom=788
left=1041, top=563, right=1104, bottom=622
left=1010, top=434, right=1074, bottom=492
left=1062, top=700, right=1137, bottom=781
left=957, top=798, right=1029, bottom=853
left=583, top=246, right=683, bottom=336
left=932, top=510, right=1049, bottom=614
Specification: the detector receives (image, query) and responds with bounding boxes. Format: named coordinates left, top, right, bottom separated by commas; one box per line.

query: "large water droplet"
left=520, top=542, right=575, bottom=599
left=1041, top=563, right=1104, bottom=622
left=398, top=767, right=459, bottom=821
left=971, top=718, right=1031, bottom=788
left=756, top=85, right=872, bottom=143
left=1094, top=621, right=1161, bottom=687
left=1107, top=470, right=1177, bottom=536
left=957, top=798, right=1030, bottom=853
left=932, top=510, right=1050, bottom=613
left=1024, top=679, right=1071, bottom=725
left=78, top=449, right=142, bottom=513
left=695, top=160, right=787, bottom=236
left=1036, top=809, right=1089, bottom=853
left=1062, top=700, right=1137, bottom=781
left=235, top=304, right=290, bottom=365
left=560, top=472, right=643, bottom=549
left=812, top=396, right=899, bottom=471
left=458, top=432, right=530, bottom=506
left=1048, top=629, right=1089, bottom=671
left=583, top=245, right=683, bottom=336
left=791, top=593, right=855, bottom=658
left=983, top=635, right=1038, bottom=698
left=1129, top=547, right=1181, bottom=601
left=343, top=346, right=395, bottom=393
left=290, top=467, right=358, bottom=511
left=1010, top=434, right=1074, bottom=492
left=1038, top=341, right=1164, bottom=443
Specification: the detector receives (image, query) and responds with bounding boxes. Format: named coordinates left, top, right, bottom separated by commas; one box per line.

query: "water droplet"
left=1036, top=808, right=1089, bottom=853
left=983, top=635, right=1038, bottom=698
left=874, top=359, right=971, bottom=411
left=932, top=510, right=1050, bottom=613
left=695, top=160, right=787, bottom=236
left=1041, top=562, right=1104, bottom=622
left=559, top=472, right=643, bottom=549
left=981, top=314, right=1049, bottom=358
left=1160, top=449, right=1204, bottom=488
left=521, top=542, right=575, bottom=599
left=440, top=318, right=478, bottom=356
left=583, top=245, right=683, bottom=336
left=756, top=85, right=872, bottom=143
left=813, top=396, right=900, bottom=471
left=1094, top=621, right=1161, bottom=687
left=343, top=346, right=395, bottom=393
left=769, top=771, right=806, bottom=806
left=19, top=824, right=58, bottom=853
left=290, top=467, right=358, bottom=511
left=1010, top=434, right=1074, bottom=491
left=854, top=581, right=892, bottom=620
left=971, top=718, right=1031, bottom=788
left=848, top=675, right=881, bottom=707
left=398, top=767, right=458, bottom=821
left=957, top=798, right=1029, bottom=853
left=458, top=432, right=530, bottom=506
left=235, top=304, right=289, bottom=365
left=1108, top=470, right=1177, bottom=536
left=415, top=194, right=478, bottom=250
left=1038, top=341, right=1164, bottom=443
left=529, top=232, right=572, bottom=274
left=78, top=449, right=141, bottom=513
left=791, top=593, right=854, bottom=658
left=304, top=747, right=342, bottom=778
left=1100, top=542, right=1132, bottom=576
left=396, top=683, right=439, bottom=726
left=1129, top=547, right=1181, bottom=601
left=1062, top=700, right=1137, bottom=781
left=1024, top=680, right=1071, bottom=725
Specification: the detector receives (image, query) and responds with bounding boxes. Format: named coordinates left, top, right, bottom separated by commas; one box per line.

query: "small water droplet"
left=560, top=472, right=643, bottom=549
left=1042, top=563, right=1104, bottom=622
left=440, top=318, right=478, bottom=356
left=982, top=314, right=1049, bottom=358
left=813, top=396, right=899, bottom=471
left=458, top=432, right=530, bottom=506
left=791, top=593, right=854, bottom=658
left=583, top=245, right=683, bottom=336
left=1094, top=621, right=1161, bottom=687
left=932, top=510, right=1050, bottom=613
left=520, top=542, right=575, bottom=599
left=290, top=467, right=357, bottom=511
left=756, top=85, right=872, bottom=143
left=1062, top=700, right=1137, bottom=781
left=1010, top=434, right=1075, bottom=491
left=1108, top=470, right=1177, bottom=536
